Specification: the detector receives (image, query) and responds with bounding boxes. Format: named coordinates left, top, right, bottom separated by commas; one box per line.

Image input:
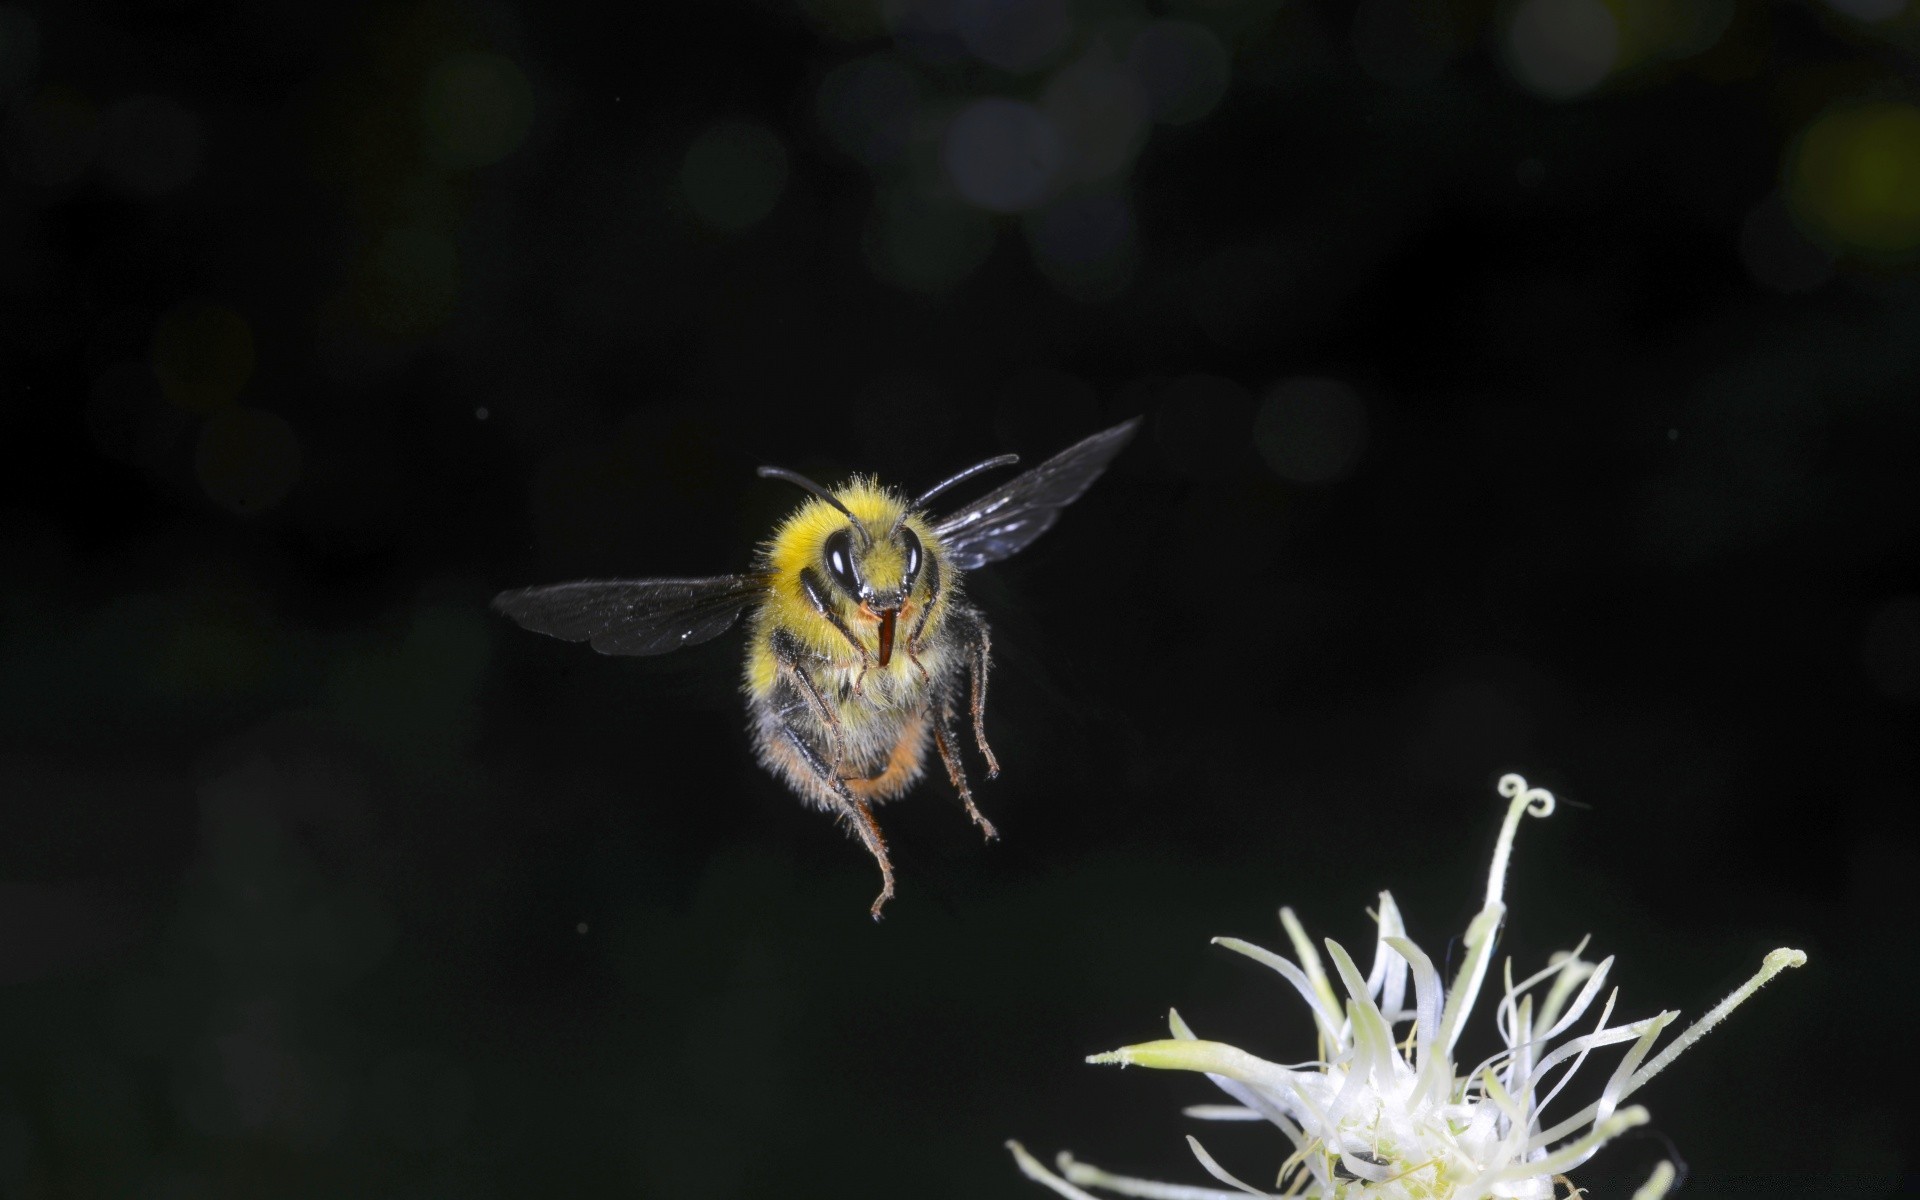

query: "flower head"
left=1010, top=774, right=1804, bottom=1200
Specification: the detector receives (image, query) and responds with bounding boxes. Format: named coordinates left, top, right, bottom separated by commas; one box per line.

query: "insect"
left=492, top=417, right=1139, bottom=918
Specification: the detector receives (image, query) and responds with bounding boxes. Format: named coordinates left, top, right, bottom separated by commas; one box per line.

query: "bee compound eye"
left=824, top=528, right=859, bottom=593
left=900, top=527, right=922, bottom=583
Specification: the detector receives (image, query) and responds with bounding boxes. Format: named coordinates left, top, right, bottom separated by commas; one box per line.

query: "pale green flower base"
left=1010, top=774, right=1804, bottom=1200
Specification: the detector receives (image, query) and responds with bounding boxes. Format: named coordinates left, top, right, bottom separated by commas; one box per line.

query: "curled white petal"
left=1184, top=1135, right=1275, bottom=1198
left=1632, top=1160, right=1678, bottom=1200
left=1009, top=1140, right=1104, bottom=1200
left=1058, top=1149, right=1249, bottom=1200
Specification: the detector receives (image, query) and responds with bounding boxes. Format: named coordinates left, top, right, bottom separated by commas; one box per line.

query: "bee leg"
left=774, top=634, right=849, bottom=779
left=843, top=796, right=895, bottom=920
left=800, top=566, right=872, bottom=694
left=934, top=708, right=998, bottom=841
left=904, top=641, right=931, bottom=687
left=776, top=722, right=896, bottom=919
left=967, top=622, right=1001, bottom=778
left=904, top=585, right=937, bottom=687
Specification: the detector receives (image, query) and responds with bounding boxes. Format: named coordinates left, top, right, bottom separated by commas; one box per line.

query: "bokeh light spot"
left=1504, top=0, right=1618, bottom=99
left=1128, top=21, right=1230, bottom=125
left=195, top=408, right=301, bottom=514
left=152, top=301, right=254, bottom=413
left=817, top=55, right=920, bottom=167
left=1787, top=102, right=1920, bottom=257
left=956, top=0, right=1071, bottom=73
left=1254, top=378, right=1367, bottom=485
left=942, top=98, right=1059, bottom=213
left=1028, top=191, right=1132, bottom=265
left=98, top=95, right=203, bottom=196
left=1041, top=52, right=1149, bottom=185
left=680, top=120, right=789, bottom=232
left=420, top=52, right=534, bottom=170
left=883, top=0, right=970, bottom=64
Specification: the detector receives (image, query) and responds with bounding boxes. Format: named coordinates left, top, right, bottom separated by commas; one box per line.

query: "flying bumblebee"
left=493, top=418, right=1139, bottom=918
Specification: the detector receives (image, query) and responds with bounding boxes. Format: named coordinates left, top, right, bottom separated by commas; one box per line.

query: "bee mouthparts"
left=875, top=607, right=898, bottom=667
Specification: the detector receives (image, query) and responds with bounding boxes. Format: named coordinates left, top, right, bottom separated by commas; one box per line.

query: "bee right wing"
left=491, top=575, right=768, bottom=656
left=933, top=417, right=1140, bottom=571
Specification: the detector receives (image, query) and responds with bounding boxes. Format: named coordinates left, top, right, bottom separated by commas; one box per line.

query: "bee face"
left=821, top=524, right=924, bottom=612
left=823, top=520, right=928, bottom=669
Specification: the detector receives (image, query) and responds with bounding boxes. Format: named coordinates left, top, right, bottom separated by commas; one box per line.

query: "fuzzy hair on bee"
left=492, top=417, right=1139, bottom=918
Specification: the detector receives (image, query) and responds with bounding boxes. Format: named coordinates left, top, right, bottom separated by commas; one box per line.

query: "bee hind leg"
left=934, top=710, right=997, bottom=841
left=840, top=795, right=895, bottom=920
left=776, top=723, right=896, bottom=919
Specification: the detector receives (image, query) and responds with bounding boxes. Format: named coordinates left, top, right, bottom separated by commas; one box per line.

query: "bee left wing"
left=933, top=417, right=1140, bottom=571
left=491, top=575, right=768, bottom=656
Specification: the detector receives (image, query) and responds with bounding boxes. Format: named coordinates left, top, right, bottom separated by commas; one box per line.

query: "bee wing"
left=491, top=574, right=767, bottom=656
left=933, top=417, right=1140, bottom=571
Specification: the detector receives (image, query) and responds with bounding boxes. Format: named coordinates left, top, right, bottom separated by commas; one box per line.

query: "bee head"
left=759, top=466, right=936, bottom=666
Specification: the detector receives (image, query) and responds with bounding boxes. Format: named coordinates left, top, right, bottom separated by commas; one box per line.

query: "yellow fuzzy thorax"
left=744, top=478, right=953, bottom=699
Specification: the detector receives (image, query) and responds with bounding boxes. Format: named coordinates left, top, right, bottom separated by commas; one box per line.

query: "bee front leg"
left=934, top=705, right=997, bottom=841
left=903, top=644, right=931, bottom=687
left=775, top=635, right=849, bottom=781
left=903, top=588, right=936, bottom=687
left=800, top=566, right=872, bottom=694
left=966, top=620, right=1001, bottom=778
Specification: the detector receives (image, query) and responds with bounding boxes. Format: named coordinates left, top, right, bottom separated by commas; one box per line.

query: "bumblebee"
left=493, top=417, right=1138, bottom=917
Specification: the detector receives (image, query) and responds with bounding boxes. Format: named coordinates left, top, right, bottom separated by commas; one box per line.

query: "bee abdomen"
left=748, top=693, right=932, bottom=811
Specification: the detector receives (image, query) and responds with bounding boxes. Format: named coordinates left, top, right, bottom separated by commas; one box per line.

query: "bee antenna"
left=912, top=453, right=1020, bottom=510
left=757, top=466, right=872, bottom=546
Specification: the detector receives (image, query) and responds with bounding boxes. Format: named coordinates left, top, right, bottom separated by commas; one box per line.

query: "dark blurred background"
left=3, top=0, right=1918, bottom=1195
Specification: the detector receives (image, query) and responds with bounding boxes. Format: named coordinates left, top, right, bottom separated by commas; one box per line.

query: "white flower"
left=1010, top=774, right=1804, bottom=1200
